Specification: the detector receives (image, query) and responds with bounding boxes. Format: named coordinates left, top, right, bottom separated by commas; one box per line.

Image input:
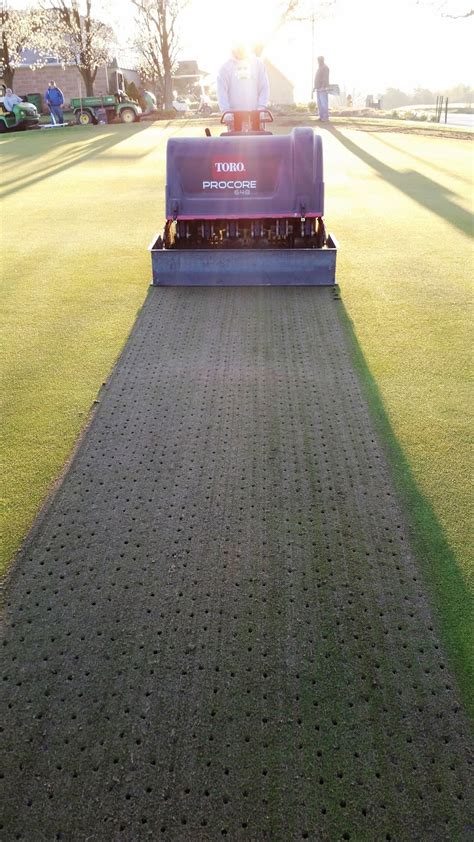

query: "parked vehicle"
left=172, top=97, right=189, bottom=114
left=0, top=98, right=39, bottom=133
left=70, top=92, right=142, bottom=125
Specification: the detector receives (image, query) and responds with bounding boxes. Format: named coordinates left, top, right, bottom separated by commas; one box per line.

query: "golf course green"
left=1, top=118, right=472, bottom=711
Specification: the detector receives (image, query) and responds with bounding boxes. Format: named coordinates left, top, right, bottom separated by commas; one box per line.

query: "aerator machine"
left=149, top=110, right=337, bottom=285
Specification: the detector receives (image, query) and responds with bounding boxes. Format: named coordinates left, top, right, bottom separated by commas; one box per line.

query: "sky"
left=8, top=0, right=474, bottom=100
left=178, top=0, right=473, bottom=100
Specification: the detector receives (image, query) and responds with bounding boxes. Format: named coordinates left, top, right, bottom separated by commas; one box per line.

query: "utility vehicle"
left=0, top=99, right=39, bottom=133
left=70, top=92, right=141, bottom=125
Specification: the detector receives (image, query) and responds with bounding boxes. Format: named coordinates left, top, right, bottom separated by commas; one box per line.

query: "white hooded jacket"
left=4, top=91, right=22, bottom=111
left=217, top=56, right=269, bottom=112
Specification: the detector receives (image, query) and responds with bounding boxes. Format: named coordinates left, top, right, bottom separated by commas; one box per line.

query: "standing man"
left=45, top=81, right=65, bottom=125
left=313, top=55, right=330, bottom=122
left=217, top=43, right=269, bottom=129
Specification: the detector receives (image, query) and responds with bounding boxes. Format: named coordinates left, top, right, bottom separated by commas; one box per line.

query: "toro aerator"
left=149, top=110, right=337, bottom=285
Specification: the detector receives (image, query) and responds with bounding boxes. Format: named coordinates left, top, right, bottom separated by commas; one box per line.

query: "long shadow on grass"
left=0, top=122, right=155, bottom=199
left=369, top=132, right=472, bottom=186
left=325, top=125, right=473, bottom=237
left=337, top=295, right=473, bottom=719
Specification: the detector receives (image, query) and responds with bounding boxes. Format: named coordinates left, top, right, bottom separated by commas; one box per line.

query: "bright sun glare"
left=7, top=0, right=474, bottom=101
left=178, top=0, right=473, bottom=100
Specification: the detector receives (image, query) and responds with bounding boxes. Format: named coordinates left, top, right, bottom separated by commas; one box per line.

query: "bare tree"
left=0, top=5, right=51, bottom=89
left=42, top=1, right=115, bottom=96
left=275, top=1, right=337, bottom=97
left=416, top=1, right=473, bottom=16
left=132, top=0, right=188, bottom=110
left=277, top=0, right=303, bottom=21
left=277, top=0, right=336, bottom=25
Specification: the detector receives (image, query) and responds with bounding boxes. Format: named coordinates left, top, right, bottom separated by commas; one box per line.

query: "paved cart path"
left=2, top=287, right=472, bottom=841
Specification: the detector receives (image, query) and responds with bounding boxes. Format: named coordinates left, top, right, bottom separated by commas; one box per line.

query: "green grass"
left=323, top=125, right=473, bottom=712
left=0, top=122, right=167, bottom=569
left=340, top=305, right=473, bottom=717
left=1, top=120, right=472, bottom=710
left=325, top=126, right=473, bottom=578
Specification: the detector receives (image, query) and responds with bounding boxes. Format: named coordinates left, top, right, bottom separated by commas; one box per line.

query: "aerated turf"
left=0, top=123, right=160, bottom=572
left=2, top=287, right=472, bottom=841
left=1, top=124, right=472, bottom=714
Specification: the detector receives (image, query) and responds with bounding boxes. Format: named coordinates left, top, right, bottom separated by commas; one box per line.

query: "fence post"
left=438, top=96, right=444, bottom=123
left=444, top=97, right=448, bottom=124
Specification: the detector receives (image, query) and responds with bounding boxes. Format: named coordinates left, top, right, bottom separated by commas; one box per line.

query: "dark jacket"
left=314, top=64, right=329, bottom=91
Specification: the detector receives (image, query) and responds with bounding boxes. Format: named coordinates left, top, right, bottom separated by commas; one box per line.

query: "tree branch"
left=442, top=8, right=473, bottom=15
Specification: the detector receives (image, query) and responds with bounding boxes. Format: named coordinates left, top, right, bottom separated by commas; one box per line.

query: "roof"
left=173, top=60, right=208, bottom=79
left=264, top=59, right=294, bottom=91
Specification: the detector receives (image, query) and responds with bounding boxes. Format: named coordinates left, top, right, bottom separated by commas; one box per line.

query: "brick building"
left=3, top=58, right=141, bottom=112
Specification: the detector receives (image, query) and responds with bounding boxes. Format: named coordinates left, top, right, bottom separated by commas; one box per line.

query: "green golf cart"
left=0, top=99, right=40, bottom=133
